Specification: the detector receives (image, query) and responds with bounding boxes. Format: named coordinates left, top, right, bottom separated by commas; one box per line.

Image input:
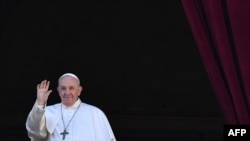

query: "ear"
left=78, top=86, right=83, bottom=96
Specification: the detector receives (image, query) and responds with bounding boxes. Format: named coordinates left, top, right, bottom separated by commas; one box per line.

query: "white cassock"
left=26, top=99, right=116, bottom=141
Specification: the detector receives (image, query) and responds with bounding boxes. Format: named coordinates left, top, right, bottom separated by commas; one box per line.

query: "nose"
left=64, top=88, right=71, bottom=95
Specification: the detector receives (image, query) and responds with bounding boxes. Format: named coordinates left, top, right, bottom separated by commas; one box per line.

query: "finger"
left=41, top=80, right=47, bottom=88
left=45, top=81, right=50, bottom=89
left=40, top=81, right=44, bottom=88
left=42, top=80, right=46, bottom=88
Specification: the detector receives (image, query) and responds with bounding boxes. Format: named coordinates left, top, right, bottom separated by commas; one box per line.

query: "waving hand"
left=36, top=80, right=52, bottom=105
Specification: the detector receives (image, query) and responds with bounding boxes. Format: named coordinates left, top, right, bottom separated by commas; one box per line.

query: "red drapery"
left=181, top=0, right=250, bottom=124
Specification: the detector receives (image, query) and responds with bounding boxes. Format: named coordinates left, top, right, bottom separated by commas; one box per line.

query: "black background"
left=1, top=0, right=224, bottom=140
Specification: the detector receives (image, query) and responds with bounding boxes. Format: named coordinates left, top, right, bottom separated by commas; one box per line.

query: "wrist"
left=36, top=99, right=46, bottom=106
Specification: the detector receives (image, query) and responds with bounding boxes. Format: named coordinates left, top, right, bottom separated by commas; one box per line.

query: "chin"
left=63, top=100, right=73, bottom=106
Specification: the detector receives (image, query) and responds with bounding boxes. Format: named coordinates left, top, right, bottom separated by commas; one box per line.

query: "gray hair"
left=58, top=73, right=80, bottom=85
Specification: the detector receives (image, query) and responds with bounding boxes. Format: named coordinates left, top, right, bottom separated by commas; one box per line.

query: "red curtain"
left=181, top=0, right=250, bottom=124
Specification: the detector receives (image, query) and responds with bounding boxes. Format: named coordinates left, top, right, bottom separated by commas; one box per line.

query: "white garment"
left=26, top=99, right=116, bottom=141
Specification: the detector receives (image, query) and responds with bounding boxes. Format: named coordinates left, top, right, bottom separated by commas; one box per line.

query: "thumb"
left=46, top=90, right=53, bottom=96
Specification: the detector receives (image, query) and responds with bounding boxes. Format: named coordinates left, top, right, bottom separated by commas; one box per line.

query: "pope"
left=25, top=73, right=116, bottom=141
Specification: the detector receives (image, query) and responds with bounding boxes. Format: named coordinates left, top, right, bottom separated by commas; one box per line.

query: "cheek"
left=77, top=88, right=82, bottom=96
left=58, top=91, right=64, bottom=96
left=59, top=93, right=63, bottom=98
left=76, top=91, right=80, bottom=96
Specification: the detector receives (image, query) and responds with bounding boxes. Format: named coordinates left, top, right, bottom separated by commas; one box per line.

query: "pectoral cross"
left=60, top=129, right=69, bottom=140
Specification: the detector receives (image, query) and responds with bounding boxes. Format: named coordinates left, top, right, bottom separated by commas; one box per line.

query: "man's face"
left=57, top=76, right=82, bottom=106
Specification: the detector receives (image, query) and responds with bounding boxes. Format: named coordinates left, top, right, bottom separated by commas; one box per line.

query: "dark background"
left=1, top=0, right=224, bottom=140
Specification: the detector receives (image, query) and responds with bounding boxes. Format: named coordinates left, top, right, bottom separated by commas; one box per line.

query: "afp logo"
left=224, top=125, right=250, bottom=140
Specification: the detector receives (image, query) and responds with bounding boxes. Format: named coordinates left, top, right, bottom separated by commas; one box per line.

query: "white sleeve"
left=25, top=101, right=48, bottom=141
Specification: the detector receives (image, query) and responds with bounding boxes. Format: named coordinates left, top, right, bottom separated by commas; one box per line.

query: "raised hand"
left=36, top=80, right=52, bottom=105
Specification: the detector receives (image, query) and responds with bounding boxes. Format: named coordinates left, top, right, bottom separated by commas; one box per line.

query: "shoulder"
left=81, top=103, right=100, bottom=110
left=81, top=103, right=106, bottom=114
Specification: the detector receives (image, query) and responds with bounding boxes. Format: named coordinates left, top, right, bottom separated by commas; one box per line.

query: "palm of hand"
left=36, top=80, right=52, bottom=105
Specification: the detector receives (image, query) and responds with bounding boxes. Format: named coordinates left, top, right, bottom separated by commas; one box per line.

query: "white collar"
left=61, top=98, right=81, bottom=109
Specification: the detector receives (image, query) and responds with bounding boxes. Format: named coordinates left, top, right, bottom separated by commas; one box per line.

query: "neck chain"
left=60, top=102, right=81, bottom=140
